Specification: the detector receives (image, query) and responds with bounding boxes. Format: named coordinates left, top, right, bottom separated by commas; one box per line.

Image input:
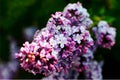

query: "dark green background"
left=0, top=0, right=120, bottom=79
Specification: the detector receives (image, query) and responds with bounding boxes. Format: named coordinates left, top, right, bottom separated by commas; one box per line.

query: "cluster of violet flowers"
left=16, top=2, right=116, bottom=79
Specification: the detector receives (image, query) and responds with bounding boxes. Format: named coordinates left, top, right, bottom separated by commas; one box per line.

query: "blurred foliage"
left=0, top=0, right=120, bottom=78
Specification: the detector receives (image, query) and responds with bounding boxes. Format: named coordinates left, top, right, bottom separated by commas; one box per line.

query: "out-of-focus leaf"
left=99, top=7, right=105, bottom=15
left=105, top=16, right=115, bottom=23
left=0, top=0, right=36, bottom=29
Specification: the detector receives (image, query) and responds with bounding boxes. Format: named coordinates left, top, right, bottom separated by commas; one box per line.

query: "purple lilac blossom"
left=34, top=28, right=73, bottom=73
left=46, top=12, right=71, bottom=34
left=93, top=21, right=116, bottom=49
left=43, top=67, right=79, bottom=80
left=46, top=11, right=94, bottom=73
left=16, top=29, right=59, bottom=76
left=84, top=60, right=104, bottom=80
left=63, top=2, right=93, bottom=29
left=52, top=48, right=94, bottom=79
left=43, top=53, right=94, bottom=80
left=47, top=12, right=94, bottom=55
left=16, top=2, right=100, bottom=77
left=16, top=2, right=94, bottom=76
left=42, top=72, right=65, bottom=80
left=69, top=48, right=94, bottom=75
left=64, top=67, right=79, bottom=79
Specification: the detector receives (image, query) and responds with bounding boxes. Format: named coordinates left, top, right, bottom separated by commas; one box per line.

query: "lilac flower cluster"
left=43, top=67, right=79, bottom=80
left=42, top=49, right=94, bottom=80
left=16, top=28, right=60, bottom=76
left=16, top=2, right=116, bottom=80
left=47, top=12, right=93, bottom=54
left=43, top=72, right=65, bottom=80
left=16, top=2, right=94, bottom=76
left=46, top=11, right=93, bottom=72
left=63, top=2, right=93, bottom=28
left=93, top=21, right=116, bottom=49
left=84, top=60, right=104, bottom=80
